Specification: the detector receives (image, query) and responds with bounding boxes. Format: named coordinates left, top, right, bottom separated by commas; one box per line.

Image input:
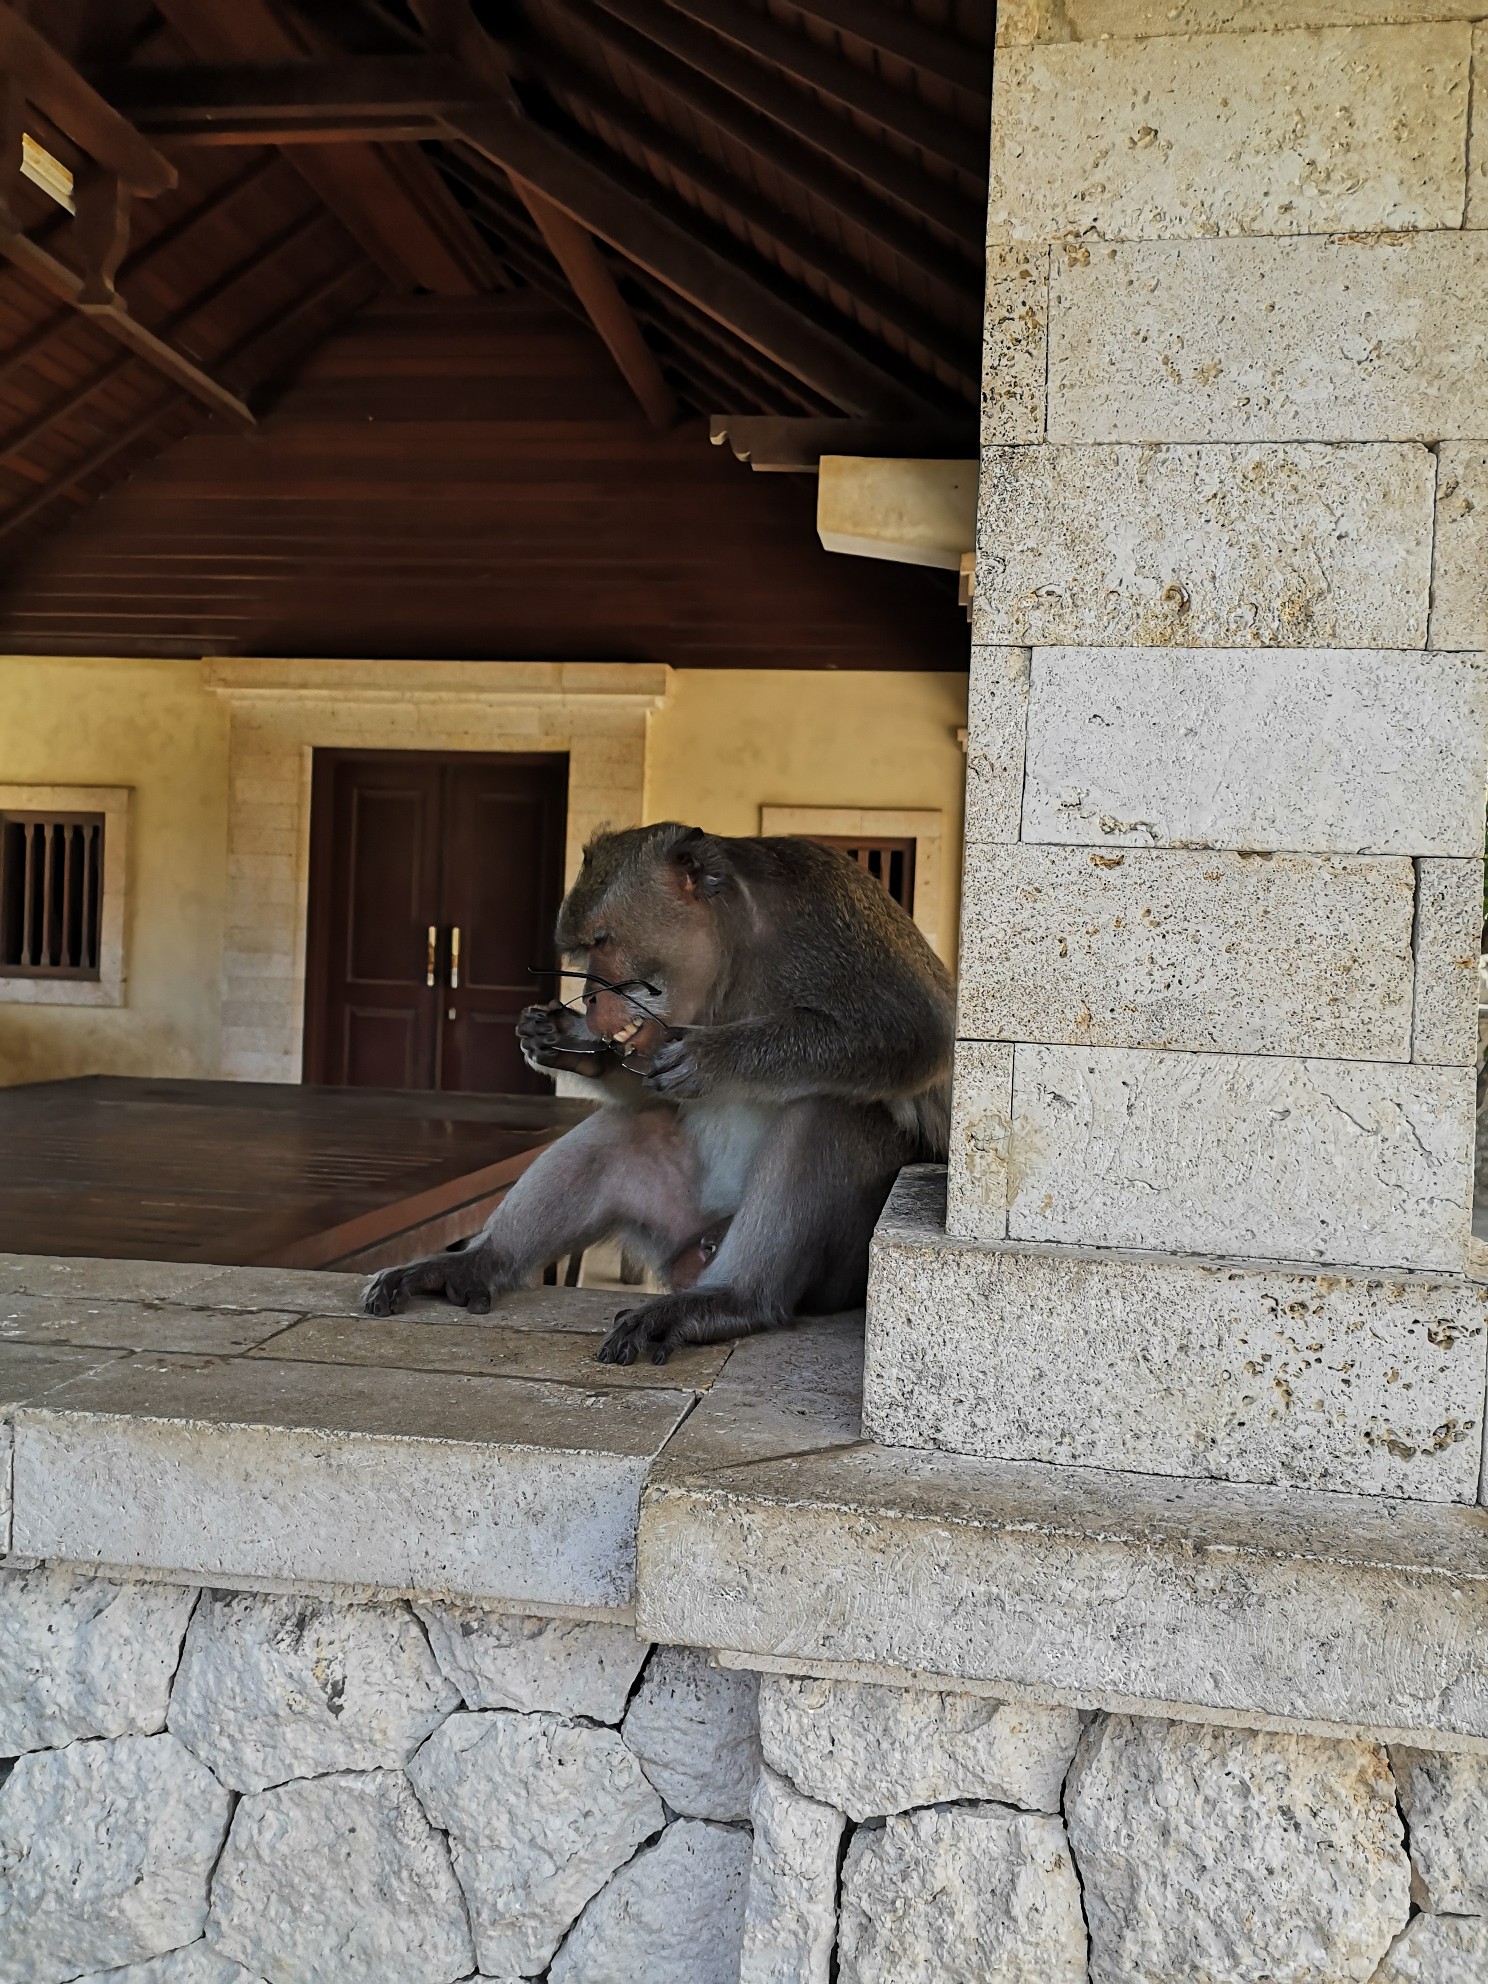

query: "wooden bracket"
left=72, top=165, right=131, bottom=307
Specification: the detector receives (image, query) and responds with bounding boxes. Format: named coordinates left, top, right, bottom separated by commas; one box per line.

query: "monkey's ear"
left=668, top=828, right=729, bottom=901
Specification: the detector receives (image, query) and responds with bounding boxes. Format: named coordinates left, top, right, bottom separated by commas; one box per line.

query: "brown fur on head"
left=555, top=823, right=727, bottom=1047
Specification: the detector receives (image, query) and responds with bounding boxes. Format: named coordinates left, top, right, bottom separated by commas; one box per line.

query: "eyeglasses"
left=528, top=965, right=671, bottom=1033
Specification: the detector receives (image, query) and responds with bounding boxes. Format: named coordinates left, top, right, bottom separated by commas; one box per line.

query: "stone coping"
left=6, top=1251, right=1488, bottom=1748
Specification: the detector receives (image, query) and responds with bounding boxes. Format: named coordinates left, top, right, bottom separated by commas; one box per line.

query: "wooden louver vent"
left=0, top=812, right=104, bottom=977
left=814, top=835, right=916, bottom=915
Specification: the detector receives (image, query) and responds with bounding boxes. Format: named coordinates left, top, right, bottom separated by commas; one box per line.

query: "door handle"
left=449, top=925, right=461, bottom=990
left=425, top=925, right=437, bottom=989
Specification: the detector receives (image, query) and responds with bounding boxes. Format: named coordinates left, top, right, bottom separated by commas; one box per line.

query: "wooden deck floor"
left=0, top=1077, right=589, bottom=1270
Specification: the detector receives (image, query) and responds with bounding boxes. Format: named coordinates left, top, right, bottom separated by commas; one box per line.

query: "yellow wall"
left=646, top=669, right=969, bottom=966
left=0, top=659, right=967, bottom=1087
left=0, top=658, right=229, bottom=1087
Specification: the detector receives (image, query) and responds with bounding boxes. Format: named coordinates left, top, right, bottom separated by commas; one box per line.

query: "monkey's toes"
left=363, top=1270, right=408, bottom=1317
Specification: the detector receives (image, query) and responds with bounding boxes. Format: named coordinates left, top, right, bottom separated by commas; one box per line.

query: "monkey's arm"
left=642, top=997, right=950, bottom=1104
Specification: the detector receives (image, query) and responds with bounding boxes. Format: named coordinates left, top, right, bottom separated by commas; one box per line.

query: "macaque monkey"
left=365, top=824, right=954, bottom=1363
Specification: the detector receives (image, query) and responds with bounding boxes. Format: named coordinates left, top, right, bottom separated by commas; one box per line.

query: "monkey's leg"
left=364, top=1105, right=705, bottom=1317
left=597, top=1098, right=911, bottom=1364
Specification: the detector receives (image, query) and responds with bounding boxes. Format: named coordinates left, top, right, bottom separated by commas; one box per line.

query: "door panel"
left=346, top=786, right=431, bottom=984
left=343, top=1004, right=427, bottom=1089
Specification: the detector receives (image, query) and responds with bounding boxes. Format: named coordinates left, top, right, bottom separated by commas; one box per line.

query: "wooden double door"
left=303, top=750, right=568, bottom=1094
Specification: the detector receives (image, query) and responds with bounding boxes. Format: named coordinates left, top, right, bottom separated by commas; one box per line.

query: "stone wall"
left=4, top=1563, right=1486, bottom=1984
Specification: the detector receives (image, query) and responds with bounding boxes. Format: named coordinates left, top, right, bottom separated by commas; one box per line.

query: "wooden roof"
left=0, top=0, right=990, bottom=666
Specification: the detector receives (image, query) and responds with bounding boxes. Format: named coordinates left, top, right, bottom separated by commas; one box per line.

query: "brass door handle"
left=425, top=925, right=437, bottom=989
left=450, top=925, right=461, bottom=990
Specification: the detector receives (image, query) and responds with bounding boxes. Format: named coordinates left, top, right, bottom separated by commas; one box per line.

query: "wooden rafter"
left=99, top=55, right=478, bottom=143
left=0, top=1, right=174, bottom=196
left=783, top=0, right=993, bottom=94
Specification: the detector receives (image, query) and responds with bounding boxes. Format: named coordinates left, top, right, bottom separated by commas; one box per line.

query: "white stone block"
left=78, top=1945, right=266, bottom=1983
left=167, top=1590, right=457, bottom=1792
left=1016, top=646, right=1488, bottom=857
left=974, top=444, right=1433, bottom=650
left=1472, top=24, right=1488, bottom=228
left=946, top=1041, right=1011, bottom=1243
left=406, top=1709, right=662, bottom=1975
left=1390, top=1746, right=1488, bottom=1912
left=983, top=246, right=1047, bottom=447
left=622, top=1645, right=761, bottom=1821
left=11, top=1355, right=693, bottom=1610
left=759, top=1673, right=1079, bottom=1820
left=739, top=1766, right=843, bottom=1984
left=1412, top=859, right=1483, bottom=1067
left=869, top=1172, right=1488, bottom=1498
left=1028, top=0, right=1486, bottom=33
left=1431, top=445, right=1488, bottom=650
left=412, top=1606, right=649, bottom=1721
left=987, top=27, right=1469, bottom=242
left=650, top=1314, right=865, bottom=1482
left=0, top=1566, right=195, bottom=1753
left=548, top=1819, right=751, bottom=1984
left=0, top=1733, right=232, bottom=1984
left=962, top=646, right=1028, bottom=844
left=837, top=1805, right=1086, bottom=1984
left=1049, top=235, right=1488, bottom=445
left=1371, top=1912, right=1488, bottom=1984
left=207, top=1770, right=473, bottom=1984
left=958, top=845, right=1415, bottom=1060
left=1005, top=1046, right=1474, bottom=1271
left=1067, top=1716, right=1409, bottom=1984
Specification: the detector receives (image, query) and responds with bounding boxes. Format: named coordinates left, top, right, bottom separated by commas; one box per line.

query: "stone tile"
left=739, top=1767, right=843, bottom=1984
left=1472, top=25, right=1488, bottom=228
left=1430, top=444, right=1488, bottom=650
left=165, top=1264, right=370, bottom=1314
left=1016, top=646, right=1488, bottom=857
left=867, top=1169, right=1488, bottom=1498
left=0, top=1255, right=216, bottom=1303
left=1412, top=859, right=1483, bottom=1067
left=962, top=646, right=1029, bottom=843
left=636, top=1444, right=1488, bottom=1743
left=0, top=1340, right=131, bottom=1410
left=1049, top=235, right=1488, bottom=444
left=0, top=1294, right=299, bottom=1356
left=12, top=1356, right=694, bottom=1610
left=987, top=27, right=1469, bottom=242
left=254, top=1312, right=730, bottom=1389
left=1010, top=0, right=1488, bottom=33
left=982, top=245, right=1047, bottom=446
left=650, top=1316, right=864, bottom=1482
left=946, top=1042, right=1011, bottom=1243
left=959, top=846, right=1416, bottom=1059
left=1004, top=1045, right=1474, bottom=1271
left=973, top=444, right=1433, bottom=650
left=1068, top=1717, right=1408, bottom=1984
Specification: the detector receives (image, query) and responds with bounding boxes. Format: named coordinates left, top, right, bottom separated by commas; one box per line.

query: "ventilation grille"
left=0, top=812, right=104, bottom=977
left=812, top=835, right=916, bottom=915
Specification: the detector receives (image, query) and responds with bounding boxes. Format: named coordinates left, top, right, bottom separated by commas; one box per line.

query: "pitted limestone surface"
left=548, top=1819, right=751, bottom=1984
left=621, top=1646, right=762, bottom=1821
left=739, top=1765, right=844, bottom=1984
left=1390, top=1746, right=1488, bottom=1913
left=412, top=1604, right=651, bottom=1720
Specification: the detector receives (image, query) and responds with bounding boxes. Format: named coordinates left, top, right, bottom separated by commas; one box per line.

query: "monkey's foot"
left=597, top=1290, right=767, bottom=1365
left=364, top=1244, right=508, bottom=1318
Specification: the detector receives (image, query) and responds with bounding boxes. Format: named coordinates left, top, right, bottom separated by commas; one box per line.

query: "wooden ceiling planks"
left=0, top=292, right=969, bottom=668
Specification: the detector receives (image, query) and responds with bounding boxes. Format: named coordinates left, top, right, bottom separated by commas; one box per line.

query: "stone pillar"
left=866, top=4, right=1488, bottom=1500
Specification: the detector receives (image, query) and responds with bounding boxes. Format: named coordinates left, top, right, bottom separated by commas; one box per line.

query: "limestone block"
left=987, top=27, right=1469, bottom=242
left=868, top=1172, right=1488, bottom=1498
left=973, top=444, right=1433, bottom=650
left=82, top=1945, right=267, bottom=1983
left=739, top=1766, right=844, bottom=1984
left=622, top=1645, right=761, bottom=1820
left=549, top=1819, right=751, bottom=1984
left=412, top=1606, right=650, bottom=1721
left=167, top=1589, right=457, bottom=1791
left=1030, top=0, right=1486, bottom=33
left=962, top=646, right=1028, bottom=844
left=1390, top=1746, right=1488, bottom=1911
left=1412, top=860, right=1483, bottom=1067
left=1006, top=1046, right=1475, bottom=1271
left=983, top=246, right=1047, bottom=447
left=1431, top=445, right=1488, bottom=650
left=207, top=1770, right=472, bottom=1984
left=837, top=1805, right=1086, bottom=1984
left=959, top=845, right=1415, bottom=1060
left=406, top=1708, right=663, bottom=1974
left=1371, top=1913, right=1488, bottom=1984
left=1049, top=235, right=1488, bottom=446
left=1472, top=25, right=1488, bottom=228
left=11, top=1353, right=694, bottom=1609
left=759, top=1674, right=1078, bottom=1819
left=1016, top=646, right=1488, bottom=858
left=0, top=1565, right=196, bottom=1753
left=0, top=1293, right=300, bottom=1355
left=0, top=1733, right=232, bottom=1984
left=1067, top=1716, right=1409, bottom=1983
left=946, top=1041, right=1011, bottom=1243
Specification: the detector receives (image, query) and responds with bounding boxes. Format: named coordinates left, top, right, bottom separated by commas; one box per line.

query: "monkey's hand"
left=635, top=1031, right=711, bottom=1099
left=518, top=1001, right=616, bottom=1079
left=364, top=1238, right=512, bottom=1317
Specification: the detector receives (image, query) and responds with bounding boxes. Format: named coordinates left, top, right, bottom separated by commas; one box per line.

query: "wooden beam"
left=658, top=0, right=987, bottom=177
left=510, top=178, right=676, bottom=428
left=446, top=106, right=934, bottom=416
left=776, top=0, right=992, bottom=94
left=0, top=1, right=174, bottom=196
left=710, top=415, right=977, bottom=471
left=99, top=56, right=479, bottom=127
left=585, top=0, right=984, bottom=241
left=0, top=391, right=187, bottom=544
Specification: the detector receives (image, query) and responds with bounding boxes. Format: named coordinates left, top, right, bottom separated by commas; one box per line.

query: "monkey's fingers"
left=364, top=1256, right=445, bottom=1317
